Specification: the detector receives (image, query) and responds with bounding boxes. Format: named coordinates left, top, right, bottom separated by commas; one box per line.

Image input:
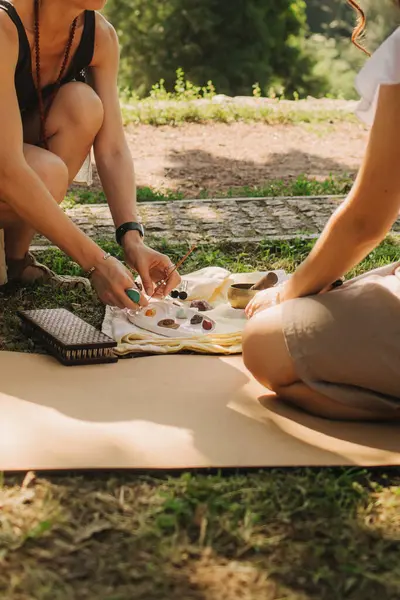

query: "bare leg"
left=23, top=81, right=104, bottom=183
left=242, top=305, right=400, bottom=422
left=2, top=145, right=69, bottom=261
left=0, top=82, right=103, bottom=276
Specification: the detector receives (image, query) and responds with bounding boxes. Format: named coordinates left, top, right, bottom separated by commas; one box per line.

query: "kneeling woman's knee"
left=242, top=305, right=296, bottom=391
left=242, top=318, right=261, bottom=373
left=60, top=82, right=104, bottom=137
left=242, top=311, right=278, bottom=385
left=35, top=153, right=69, bottom=202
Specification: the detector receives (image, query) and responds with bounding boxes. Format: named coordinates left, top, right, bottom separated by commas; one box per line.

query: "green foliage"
left=305, top=0, right=400, bottom=99
left=104, top=0, right=321, bottom=98
left=119, top=76, right=358, bottom=125
left=103, top=0, right=400, bottom=102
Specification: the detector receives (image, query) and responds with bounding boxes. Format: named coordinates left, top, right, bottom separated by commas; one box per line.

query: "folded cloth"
left=102, top=267, right=288, bottom=356
left=355, top=27, right=400, bottom=126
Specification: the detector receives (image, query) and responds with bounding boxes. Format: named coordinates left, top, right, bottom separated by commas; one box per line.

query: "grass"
left=121, top=101, right=358, bottom=127
left=2, top=469, right=400, bottom=599
left=2, top=237, right=400, bottom=599
left=64, top=175, right=353, bottom=208
left=118, top=70, right=358, bottom=127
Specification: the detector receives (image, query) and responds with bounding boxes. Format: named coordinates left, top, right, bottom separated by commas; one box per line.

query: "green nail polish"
left=126, top=288, right=141, bottom=304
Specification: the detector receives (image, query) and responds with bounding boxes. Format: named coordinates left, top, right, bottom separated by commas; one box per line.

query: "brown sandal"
left=6, top=252, right=92, bottom=292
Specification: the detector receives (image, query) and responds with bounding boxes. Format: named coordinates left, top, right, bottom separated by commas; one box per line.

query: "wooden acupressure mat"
left=1, top=351, right=400, bottom=471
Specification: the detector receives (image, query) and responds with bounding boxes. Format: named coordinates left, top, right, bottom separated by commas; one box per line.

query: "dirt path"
left=111, top=121, right=368, bottom=197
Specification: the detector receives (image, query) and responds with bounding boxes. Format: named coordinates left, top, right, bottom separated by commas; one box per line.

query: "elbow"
left=350, top=214, right=387, bottom=245
left=94, top=134, right=129, bottom=164
left=334, top=203, right=392, bottom=248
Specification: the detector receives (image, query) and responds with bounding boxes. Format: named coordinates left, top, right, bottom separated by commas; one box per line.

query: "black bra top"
left=0, top=0, right=96, bottom=113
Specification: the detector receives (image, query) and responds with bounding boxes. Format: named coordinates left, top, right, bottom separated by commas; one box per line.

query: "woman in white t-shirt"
left=243, top=1, right=400, bottom=421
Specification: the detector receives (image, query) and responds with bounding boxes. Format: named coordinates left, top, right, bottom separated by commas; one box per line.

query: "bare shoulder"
left=0, top=8, right=19, bottom=62
left=91, top=11, right=119, bottom=67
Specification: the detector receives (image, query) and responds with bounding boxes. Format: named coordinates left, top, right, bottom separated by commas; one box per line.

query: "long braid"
left=34, top=0, right=78, bottom=149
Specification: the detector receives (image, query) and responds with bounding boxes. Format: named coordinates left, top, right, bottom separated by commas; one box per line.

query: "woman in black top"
left=0, top=0, right=180, bottom=309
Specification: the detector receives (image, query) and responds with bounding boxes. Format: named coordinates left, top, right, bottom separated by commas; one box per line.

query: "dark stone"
left=190, top=300, right=213, bottom=312
left=158, top=319, right=179, bottom=329
left=190, top=314, right=203, bottom=325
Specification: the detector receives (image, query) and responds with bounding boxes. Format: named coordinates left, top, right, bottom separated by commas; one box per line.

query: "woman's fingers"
left=164, top=270, right=181, bottom=297
left=245, top=298, right=257, bottom=318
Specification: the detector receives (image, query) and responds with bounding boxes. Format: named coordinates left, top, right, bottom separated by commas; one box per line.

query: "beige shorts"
left=282, top=262, right=400, bottom=414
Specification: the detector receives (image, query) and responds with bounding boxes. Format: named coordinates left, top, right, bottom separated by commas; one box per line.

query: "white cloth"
left=73, top=153, right=93, bottom=186
left=102, top=267, right=288, bottom=356
left=355, top=27, right=400, bottom=126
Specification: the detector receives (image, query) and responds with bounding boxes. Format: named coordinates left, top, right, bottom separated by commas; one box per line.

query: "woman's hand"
left=90, top=255, right=148, bottom=310
left=124, top=242, right=181, bottom=297
left=245, top=283, right=287, bottom=319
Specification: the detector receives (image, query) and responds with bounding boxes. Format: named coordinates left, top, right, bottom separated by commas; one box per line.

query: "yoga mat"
left=1, top=351, right=400, bottom=471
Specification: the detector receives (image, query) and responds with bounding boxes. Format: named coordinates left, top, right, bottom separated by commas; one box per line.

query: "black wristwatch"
left=116, top=222, right=145, bottom=246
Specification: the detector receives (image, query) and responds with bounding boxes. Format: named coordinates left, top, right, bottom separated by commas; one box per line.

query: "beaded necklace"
left=33, top=0, right=78, bottom=148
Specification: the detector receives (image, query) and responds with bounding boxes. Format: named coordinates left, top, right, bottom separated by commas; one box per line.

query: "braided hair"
left=347, top=0, right=400, bottom=56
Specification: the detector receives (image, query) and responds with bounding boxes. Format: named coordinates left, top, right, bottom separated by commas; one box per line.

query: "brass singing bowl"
left=227, top=283, right=257, bottom=309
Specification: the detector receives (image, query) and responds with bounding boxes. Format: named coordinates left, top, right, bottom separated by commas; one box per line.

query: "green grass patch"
left=118, top=70, right=357, bottom=127
left=1, top=469, right=399, bottom=598
left=121, top=100, right=357, bottom=127
left=65, top=175, right=353, bottom=208
left=64, top=186, right=186, bottom=208
left=2, top=237, right=400, bottom=600
left=198, top=174, right=353, bottom=199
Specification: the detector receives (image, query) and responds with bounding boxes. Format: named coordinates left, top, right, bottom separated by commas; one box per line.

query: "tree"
left=104, top=0, right=318, bottom=97
left=304, top=0, right=400, bottom=99
left=307, top=0, right=399, bottom=47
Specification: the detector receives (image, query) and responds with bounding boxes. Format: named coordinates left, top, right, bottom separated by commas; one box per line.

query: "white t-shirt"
left=356, top=27, right=400, bottom=126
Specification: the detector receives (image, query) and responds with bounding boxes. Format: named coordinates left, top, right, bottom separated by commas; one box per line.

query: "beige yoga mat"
left=1, top=351, right=400, bottom=471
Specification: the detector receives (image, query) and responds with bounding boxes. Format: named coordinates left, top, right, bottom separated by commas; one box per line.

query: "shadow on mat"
left=0, top=354, right=360, bottom=467
left=5, top=349, right=399, bottom=467
left=260, top=395, right=400, bottom=455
